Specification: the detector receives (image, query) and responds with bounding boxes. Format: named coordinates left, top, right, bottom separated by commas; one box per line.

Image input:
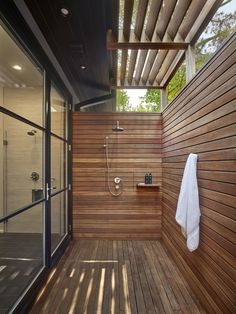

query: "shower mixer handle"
left=114, top=177, right=121, bottom=184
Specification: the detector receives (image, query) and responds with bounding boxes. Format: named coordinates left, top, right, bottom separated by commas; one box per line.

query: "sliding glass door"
left=0, top=21, right=71, bottom=314
left=50, top=85, right=69, bottom=254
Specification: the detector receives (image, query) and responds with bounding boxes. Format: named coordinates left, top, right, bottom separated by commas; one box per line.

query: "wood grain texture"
left=162, top=34, right=236, bottom=313
left=30, top=240, right=205, bottom=314
left=72, top=112, right=162, bottom=239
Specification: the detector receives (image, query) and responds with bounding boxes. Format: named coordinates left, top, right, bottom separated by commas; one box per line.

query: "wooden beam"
left=133, top=0, right=162, bottom=85
left=110, top=0, right=119, bottom=86
left=120, top=50, right=128, bottom=85
left=134, top=50, right=148, bottom=84
left=127, top=0, right=148, bottom=84
left=127, top=50, right=138, bottom=85
left=166, top=0, right=192, bottom=40
left=160, top=0, right=222, bottom=87
left=111, top=0, right=119, bottom=41
left=141, top=0, right=177, bottom=87
left=112, top=86, right=161, bottom=89
left=107, top=35, right=189, bottom=50
left=134, top=0, right=149, bottom=39
left=149, top=50, right=168, bottom=84
left=160, top=51, right=185, bottom=87
left=123, top=0, right=134, bottom=40
left=145, top=0, right=162, bottom=40
left=186, top=45, right=195, bottom=83
left=142, top=50, right=158, bottom=85
left=160, top=87, right=168, bottom=110
left=120, top=0, right=134, bottom=85
left=178, top=0, right=208, bottom=40
left=186, top=0, right=224, bottom=44
left=156, top=0, right=177, bottom=40
left=156, top=50, right=180, bottom=85
left=111, top=82, right=161, bottom=89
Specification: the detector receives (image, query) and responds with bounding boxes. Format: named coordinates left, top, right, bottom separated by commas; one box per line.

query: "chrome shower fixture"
left=27, top=129, right=37, bottom=136
left=112, top=120, right=124, bottom=132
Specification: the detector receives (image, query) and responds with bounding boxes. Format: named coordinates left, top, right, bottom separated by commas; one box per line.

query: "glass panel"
left=0, top=204, right=44, bottom=313
left=0, top=113, right=44, bottom=218
left=51, top=136, right=66, bottom=192
left=51, top=191, right=67, bottom=253
left=0, top=25, right=44, bottom=126
left=51, top=85, right=67, bottom=138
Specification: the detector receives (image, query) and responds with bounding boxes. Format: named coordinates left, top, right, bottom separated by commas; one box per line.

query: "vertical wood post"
left=160, top=87, right=168, bottom=111
left=186, top=45, right=195, bottom=83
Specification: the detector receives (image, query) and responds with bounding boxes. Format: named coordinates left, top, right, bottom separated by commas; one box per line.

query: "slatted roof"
left=108, top=0, right=223, bottom=89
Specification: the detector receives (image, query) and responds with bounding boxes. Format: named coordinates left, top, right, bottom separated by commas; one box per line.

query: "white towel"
left=175, top=153, right=201, bottom=252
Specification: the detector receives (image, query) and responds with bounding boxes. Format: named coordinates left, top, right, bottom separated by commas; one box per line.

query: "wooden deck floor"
left=31, top=240, right=205, bottom=314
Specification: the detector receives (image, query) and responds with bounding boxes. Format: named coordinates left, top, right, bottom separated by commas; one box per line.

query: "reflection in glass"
left=51, top=136, right=66, bottom=192
left=51, top=86, right=67, bottom=138
left=51, top=192, right=67, bottom=253
left=0, top=204, right=44, bottom=313
left=0, top=113, right=44, bottom=217
left=0, top=25, right=44, bottom=126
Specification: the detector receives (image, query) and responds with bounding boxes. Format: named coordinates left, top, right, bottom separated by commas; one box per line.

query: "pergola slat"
left=178, top=0, right=207, bottom=40
left=141, top=0, right=177, bottom=85
left=152, top=0, right=209, bottom=86
left=110, top=0, right=119, bottom=86
left=134, top=0, right=149, bottom=39
left=149, top=50, right=168, bottom=84
left=134, top=49, right=148, bottom=84
left=120, top=0, right=134, bottom=85
left=134, top=0, right=162, bottom=85
left=167, top=0, right=192, bottom=40
left=115, top=0, right=222, bottom=89
left=127, top=0, right=149, bottom=84
left=156, top=0, right=177, bottom=40
left=159, top=0, right=221, bottom=87
left=145, top=0, right=163, bottom=40
left=155, top=50, right=181, bottom=84
left=149, top=0, right=194, bottom=85
left=142, top=50, right=158, bottom=84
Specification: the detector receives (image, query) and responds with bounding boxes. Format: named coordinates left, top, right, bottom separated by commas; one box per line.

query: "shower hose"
left=105, top=136, right=123, bottom=197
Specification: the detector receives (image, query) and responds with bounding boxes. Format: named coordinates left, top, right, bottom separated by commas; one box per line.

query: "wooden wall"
left=72, top=112, right=162, bottom=239
left=162, top=34, right=236, bottom=313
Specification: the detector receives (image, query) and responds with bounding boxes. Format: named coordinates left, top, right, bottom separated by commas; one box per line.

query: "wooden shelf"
left=137, top=183, right=161, bottom=188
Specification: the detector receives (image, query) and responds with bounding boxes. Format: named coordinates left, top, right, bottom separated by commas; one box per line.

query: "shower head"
left=27, top=130, right=37, bottom=136
left=112, top=121, right=124, bottom=132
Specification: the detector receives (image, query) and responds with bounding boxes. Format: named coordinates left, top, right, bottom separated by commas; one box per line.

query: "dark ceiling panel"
left=25, top=0, right=111, bottom=102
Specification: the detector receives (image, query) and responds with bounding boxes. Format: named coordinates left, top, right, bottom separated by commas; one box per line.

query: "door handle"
left=46, top=183, right=56, bottom=200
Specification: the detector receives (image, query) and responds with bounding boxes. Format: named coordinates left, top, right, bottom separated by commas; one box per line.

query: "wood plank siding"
left=162, top=34, right=236, bottom=313
left=30, top=240, right=205, bottom=314
left=72, top=113, right=162, bottom=239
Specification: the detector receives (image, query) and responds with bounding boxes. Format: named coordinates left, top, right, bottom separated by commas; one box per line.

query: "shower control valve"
left=114, top=177, right=121, bottom=184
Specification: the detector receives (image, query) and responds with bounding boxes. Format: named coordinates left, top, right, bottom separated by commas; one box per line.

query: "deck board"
left=30, top=240, right=206, bottom=314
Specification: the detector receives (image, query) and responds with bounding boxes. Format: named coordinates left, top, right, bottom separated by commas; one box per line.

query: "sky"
left=124, top=0, right=236, bottom=108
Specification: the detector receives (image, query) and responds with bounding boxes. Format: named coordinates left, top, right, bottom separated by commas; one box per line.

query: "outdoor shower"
left=104, top=121, right=124, bottom=197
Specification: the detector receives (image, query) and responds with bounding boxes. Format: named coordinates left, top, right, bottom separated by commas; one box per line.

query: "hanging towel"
left=175, top=153, right=201, bottom=252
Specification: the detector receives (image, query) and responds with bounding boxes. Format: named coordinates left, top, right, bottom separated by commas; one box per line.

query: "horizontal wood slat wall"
left=73, top=112, right=162, bottom=239
left=162, top=34, right=236, bottom=313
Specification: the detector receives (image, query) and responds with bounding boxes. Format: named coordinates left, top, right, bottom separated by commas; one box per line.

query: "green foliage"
left=168, top=65, right=186, bottom=103
left=137, top=89, right=161, bottom=112
left=196, top=8, right=236, bottom=70
left=116, top=89, right=132, bottom=112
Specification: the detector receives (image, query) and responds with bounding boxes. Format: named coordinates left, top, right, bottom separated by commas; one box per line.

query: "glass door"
left=0, top=20, right=71, bottom=313
left=50, top=85, right=69, bottom=255
left=0, top=23, right=45, bottom=313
